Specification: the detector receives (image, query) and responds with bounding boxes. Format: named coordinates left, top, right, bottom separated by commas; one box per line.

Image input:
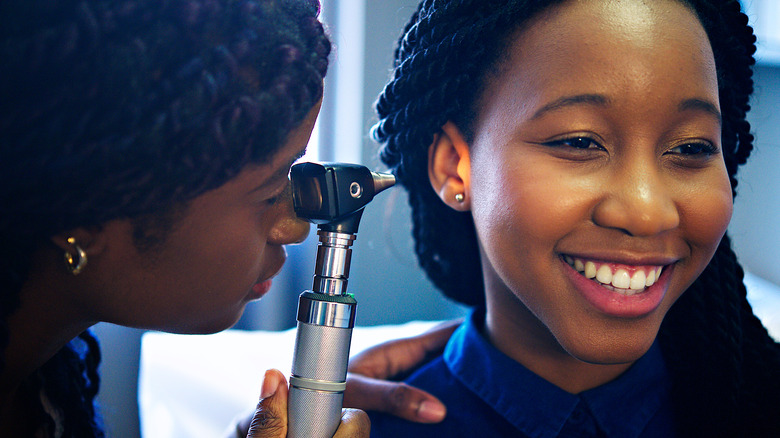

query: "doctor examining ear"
left=0, top=0, right=452, bottom=436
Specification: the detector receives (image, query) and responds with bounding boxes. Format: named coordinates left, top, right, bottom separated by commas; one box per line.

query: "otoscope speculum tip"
left=371, top=171, right=396, bottom=195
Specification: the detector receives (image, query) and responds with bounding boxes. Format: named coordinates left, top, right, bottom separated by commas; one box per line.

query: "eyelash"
left=262, top=189, right=285, bottom=206
left=543, top=136, right=604, bottom=150
left=543, top=136, right=718, bottom=156
left=667, top=142, right=718, bottom=156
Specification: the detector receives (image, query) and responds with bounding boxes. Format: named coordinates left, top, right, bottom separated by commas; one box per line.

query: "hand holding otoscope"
left=287, top=162, right=395, bottom=438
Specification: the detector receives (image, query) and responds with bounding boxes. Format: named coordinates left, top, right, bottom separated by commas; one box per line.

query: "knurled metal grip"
left=288, top=385, right=343, bottom=438
left=288, top=321, right=354, bottom=438
left=291, top=320, right=353, bottom=380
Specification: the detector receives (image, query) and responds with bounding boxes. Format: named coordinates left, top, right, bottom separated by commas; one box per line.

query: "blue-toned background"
left=92, top=1, right=780, bottom=436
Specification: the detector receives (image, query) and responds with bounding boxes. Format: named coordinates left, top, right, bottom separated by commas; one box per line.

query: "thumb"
left=246, top=369, right=288, bottom=438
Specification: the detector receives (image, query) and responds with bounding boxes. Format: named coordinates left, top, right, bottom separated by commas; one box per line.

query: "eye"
left=257, top=189, right=284, bottom=208
left=543, top=136, right=603, bottom=150
left=264, top=183, right=292, bottom=207
left=667, top=142, right=718, bottom=156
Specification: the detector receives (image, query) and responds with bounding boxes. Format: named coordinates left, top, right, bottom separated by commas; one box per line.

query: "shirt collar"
left=443, top=310, right=670, bottom=438
left=579, top=338, right=671, bottom=438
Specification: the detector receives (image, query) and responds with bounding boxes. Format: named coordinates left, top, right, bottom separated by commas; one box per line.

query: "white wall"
left=742, top=0, right=780, bottom=65
left=730, top=64, right=780, bottom=285
left=93, top=3, right=780, bottom=437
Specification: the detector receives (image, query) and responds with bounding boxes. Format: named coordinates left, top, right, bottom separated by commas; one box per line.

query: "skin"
left=2, top=97, right=450, bottom=435
left=1, top=103, right=317, bottom=434
left=429, top=0, right=732, bottom=393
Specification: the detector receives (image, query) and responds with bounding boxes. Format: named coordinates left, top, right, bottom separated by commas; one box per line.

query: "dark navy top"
left=369, top=310, right=677, bottom=437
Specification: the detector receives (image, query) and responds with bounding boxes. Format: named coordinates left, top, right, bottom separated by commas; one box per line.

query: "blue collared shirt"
left=369, top=310, right=677, bottom=437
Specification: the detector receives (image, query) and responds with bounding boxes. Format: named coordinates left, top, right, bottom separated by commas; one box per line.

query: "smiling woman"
left=368, top=0, right=780, bottom=436
left=460, top=0, right=732, bottom=369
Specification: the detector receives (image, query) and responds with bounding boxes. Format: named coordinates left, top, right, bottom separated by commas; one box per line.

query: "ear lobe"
left=428, top=121, right=471, bottom=211
left=51, top=226, right=108, bottom=257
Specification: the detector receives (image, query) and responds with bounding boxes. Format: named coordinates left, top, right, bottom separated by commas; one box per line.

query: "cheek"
left=212, top=224, right=269, bottom=284
left=681, top=177, right=733, bottom=258
left=172, top=216, right=269, bottom=298
left=470, top=155, right=531, bottom=246
left=670, top=168, right=733, bottom=305
left=469, top=155, right=588, bottom=294
left=471, top=154, right=587, bottom=247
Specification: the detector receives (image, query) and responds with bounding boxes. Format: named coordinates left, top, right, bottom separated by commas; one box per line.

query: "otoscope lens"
left=292, top=177, right=323, bottom=216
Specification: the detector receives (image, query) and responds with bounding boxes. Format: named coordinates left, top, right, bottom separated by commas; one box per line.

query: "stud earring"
left=454, top=193, right=465, bottom=203
left=64, top=237, right=87, bottom=275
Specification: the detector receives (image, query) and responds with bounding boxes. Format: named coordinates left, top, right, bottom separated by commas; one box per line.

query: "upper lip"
left=559, top=251, right=679, bottom=267
left=255, top=251, right=287, bottom=286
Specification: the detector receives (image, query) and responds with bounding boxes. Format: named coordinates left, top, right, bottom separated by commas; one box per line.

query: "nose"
left=592, top=162, right=680, bottom=237
left=268, top=183, right=311, bottom=245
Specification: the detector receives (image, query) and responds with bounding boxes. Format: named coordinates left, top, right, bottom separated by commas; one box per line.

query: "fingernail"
left=417, top=400, right=446, bottom=422
left=260, top=370, right=279, bottom=399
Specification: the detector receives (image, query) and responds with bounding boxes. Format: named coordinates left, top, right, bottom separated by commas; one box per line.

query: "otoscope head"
left=290, top=162, right=395, bottom=233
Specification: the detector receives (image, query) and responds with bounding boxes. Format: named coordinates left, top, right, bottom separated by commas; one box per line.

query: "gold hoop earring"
left=64, top=237, right=87, bottom=275
left=454, top=193, right=465, bottom=203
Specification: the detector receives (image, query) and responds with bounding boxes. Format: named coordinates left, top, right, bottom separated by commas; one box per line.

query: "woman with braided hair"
left=0, top=0, right=454, bottom=436
left=368, top=0, right=780, bottom=436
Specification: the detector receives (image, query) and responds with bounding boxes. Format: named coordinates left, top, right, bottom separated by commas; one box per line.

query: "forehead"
left=259, top=100, right=322, bottom=178
left=474, top=0, right=717, bottom=128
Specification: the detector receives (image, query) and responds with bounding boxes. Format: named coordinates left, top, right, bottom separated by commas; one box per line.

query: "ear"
left=428, top=121, right=471, bottom=211
left=51, top=226, right=108, bottom=257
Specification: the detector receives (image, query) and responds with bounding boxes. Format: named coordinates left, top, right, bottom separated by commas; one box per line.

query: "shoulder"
left=368, top=355, right=519, bottom=437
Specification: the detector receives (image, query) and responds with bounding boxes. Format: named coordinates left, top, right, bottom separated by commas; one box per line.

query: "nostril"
left=292, top=217, right=312, bottom=243
left=592, top=192, right=680, bottom=237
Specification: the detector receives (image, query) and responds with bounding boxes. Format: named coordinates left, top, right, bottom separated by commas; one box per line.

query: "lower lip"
left=250, top=279, right=273, bottom=300
left=562, top=259, right=672, bottom=318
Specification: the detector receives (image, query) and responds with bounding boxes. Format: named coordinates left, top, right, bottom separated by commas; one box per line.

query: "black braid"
left=374, top=0, right=779, bottom=435
left=37, top=331, right=105, bottom=437
left=375, top=0, right=562, bottom=306
left=1, top=0, right=330, bottom=436
left=659, top=234, right=780, bottom=436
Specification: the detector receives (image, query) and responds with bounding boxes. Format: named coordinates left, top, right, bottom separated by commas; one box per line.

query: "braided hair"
left=373, top=0, right=779, bottom=436
left=0, top=0, right=330, bottom=436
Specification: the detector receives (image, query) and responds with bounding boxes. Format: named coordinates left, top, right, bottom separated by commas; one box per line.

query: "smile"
left=563, top=255, right=664, bottom=295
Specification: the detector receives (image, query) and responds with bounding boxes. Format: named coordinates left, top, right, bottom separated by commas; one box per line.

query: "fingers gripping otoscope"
left=287, top=162, right=395, bottom=438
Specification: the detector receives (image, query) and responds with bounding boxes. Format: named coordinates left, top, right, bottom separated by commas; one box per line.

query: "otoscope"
left=287, top=162, right=395, bottom=438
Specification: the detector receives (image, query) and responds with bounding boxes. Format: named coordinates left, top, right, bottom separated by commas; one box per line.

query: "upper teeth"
left=564, top=256, right=663, bottom=290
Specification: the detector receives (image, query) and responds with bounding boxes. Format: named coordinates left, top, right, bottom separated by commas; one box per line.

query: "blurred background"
left=92, top=0, right=780, bottom=436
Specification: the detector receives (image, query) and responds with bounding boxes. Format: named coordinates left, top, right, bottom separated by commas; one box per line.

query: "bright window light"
left=300, top=119, right=320, bottom=163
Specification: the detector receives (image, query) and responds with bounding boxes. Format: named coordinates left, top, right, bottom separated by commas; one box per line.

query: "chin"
left=205, top=313, right=246, bottom=334
left=173, top=307, right=248, bottom=335
left=561, top=330, right=658, bottom=365
left=574, top=349, right=648, bottom=366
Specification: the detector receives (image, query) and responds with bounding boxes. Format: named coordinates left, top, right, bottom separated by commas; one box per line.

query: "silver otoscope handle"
left=288, top=231, right=356, bottom=438
left=287, top=162, right=395, bottom=438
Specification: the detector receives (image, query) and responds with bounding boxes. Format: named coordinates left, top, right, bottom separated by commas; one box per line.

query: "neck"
left=1, top=247, right=95, bottom=405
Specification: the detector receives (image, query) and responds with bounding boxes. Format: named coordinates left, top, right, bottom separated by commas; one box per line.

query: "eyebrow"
left=679, top=98, right=722, bottom=125
left=530, top=94, right=722, bottom=125
left=280, top=149, right=307, bottom=180
left=252, top=148, right=307, bottom=193
left=530, top=94, right=610, bottom=120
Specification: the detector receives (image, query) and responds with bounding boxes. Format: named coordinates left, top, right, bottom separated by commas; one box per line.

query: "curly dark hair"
left=373, top=0, right=779, bottom=436
left=0, top=0, right=330, bottom=435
